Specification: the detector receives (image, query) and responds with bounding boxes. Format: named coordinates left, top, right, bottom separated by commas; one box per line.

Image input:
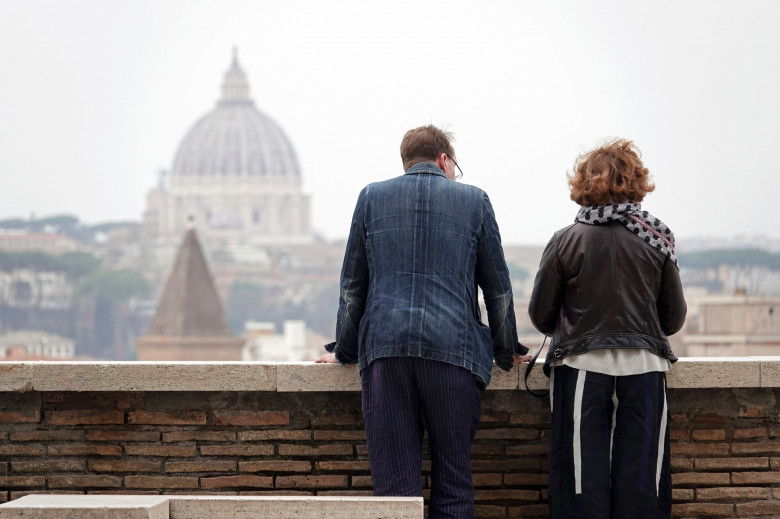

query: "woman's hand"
left=513, top=353, right=533, bottom=365
left=314, top=353, right=339, bottom=363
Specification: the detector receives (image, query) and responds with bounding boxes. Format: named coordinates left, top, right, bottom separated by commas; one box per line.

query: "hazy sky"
left=1, top=0, right=779, bottom=245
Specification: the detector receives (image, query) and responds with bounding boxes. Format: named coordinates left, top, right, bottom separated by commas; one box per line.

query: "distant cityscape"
left=1, top=52, right=779, bottom=362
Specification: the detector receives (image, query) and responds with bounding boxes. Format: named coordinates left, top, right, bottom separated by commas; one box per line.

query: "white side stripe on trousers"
left=655, top=378, right=668, bottom=496
left=549, top=367, right=555, bottom=413
left=573, top=369, right=586, bottom=494
left=609, top=381, right=619, bottom=471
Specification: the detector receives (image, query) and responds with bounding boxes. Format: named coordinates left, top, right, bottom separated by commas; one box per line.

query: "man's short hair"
left=400, top=125, right=455, bottom=171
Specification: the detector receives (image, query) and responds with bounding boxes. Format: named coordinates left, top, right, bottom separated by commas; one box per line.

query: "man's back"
left=331, top=160, right=519, bottom=386
left=318, top=125, right=527, bottom=517
left=359, top=162, right=492, bottom=376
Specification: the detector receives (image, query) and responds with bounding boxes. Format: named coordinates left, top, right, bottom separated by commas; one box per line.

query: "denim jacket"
left=325, top=162, right=526, bottom=387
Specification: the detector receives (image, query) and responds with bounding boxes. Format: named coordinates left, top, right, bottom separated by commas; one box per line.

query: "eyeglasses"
left=446, top=153, right=464, bottom=180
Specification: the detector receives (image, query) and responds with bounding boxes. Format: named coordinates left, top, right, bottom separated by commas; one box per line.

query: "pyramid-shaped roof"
left=146, top=229, right=234, bottom=337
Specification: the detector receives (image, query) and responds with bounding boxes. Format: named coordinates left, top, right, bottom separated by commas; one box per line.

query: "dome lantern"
left=220, top=47, right=251, bottom=104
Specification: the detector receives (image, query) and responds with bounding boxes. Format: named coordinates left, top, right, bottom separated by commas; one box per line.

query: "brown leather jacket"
left=528, top=221, right=687, bottom=375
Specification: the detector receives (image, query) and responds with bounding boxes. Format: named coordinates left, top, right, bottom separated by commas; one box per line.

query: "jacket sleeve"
left=325, top=188, right=369, bottom=364
left=657, top=258, right=687, bottom=335
left=528, top=234, right=565, bottom=335
left=475, top=194, right=527, bottom=372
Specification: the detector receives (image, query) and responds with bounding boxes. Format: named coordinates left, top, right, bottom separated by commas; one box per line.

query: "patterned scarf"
left=574, top=203, right=678, bottom=265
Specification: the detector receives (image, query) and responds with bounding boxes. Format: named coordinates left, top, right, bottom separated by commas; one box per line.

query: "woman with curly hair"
left=529, top=139, right=686, bottom=518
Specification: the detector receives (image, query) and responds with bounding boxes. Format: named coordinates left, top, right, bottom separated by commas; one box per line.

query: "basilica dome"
left=145, top=51, right=311, bottom=247
left=170, top=52, right=301, bottom=180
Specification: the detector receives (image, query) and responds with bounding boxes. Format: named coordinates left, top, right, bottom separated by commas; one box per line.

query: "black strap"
left=524, top=335, right=549, bottom=398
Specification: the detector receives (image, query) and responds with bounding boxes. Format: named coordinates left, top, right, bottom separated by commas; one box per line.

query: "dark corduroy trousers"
left=360, top=356, right=482, bottom=519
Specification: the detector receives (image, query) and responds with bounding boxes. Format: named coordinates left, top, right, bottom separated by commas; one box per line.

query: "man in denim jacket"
left=317, top=125, right=528, bottom=518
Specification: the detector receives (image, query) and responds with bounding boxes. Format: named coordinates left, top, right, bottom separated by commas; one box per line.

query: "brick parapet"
left=0, top=361, right=779, bottom=517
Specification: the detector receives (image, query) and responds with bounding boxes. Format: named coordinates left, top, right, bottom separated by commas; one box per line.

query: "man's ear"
left=435, top=153, right=448, bottom=171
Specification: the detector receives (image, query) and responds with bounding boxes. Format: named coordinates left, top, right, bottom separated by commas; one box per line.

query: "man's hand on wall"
left=314, top=353, right=339, bottom=363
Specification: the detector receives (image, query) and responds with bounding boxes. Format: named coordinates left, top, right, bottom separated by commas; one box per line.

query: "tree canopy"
left=678, top=249, right=780, bottom=269
left=76, top=269, right=151, bottom=302
left=0, top=250, right=100, bottom=277
left=0, top=249, right=149, bottom=303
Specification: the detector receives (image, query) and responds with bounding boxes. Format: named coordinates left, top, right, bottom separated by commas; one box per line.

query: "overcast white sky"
left=1, top=0, right=779, bottom=245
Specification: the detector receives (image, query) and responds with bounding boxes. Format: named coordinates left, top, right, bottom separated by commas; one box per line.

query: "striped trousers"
left=360, top=357, right=482, bottom=519
left=549, top=366, right=671, bottom=519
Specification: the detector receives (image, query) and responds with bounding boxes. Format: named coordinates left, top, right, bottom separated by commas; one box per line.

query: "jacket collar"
left=404, top=162, right=446, bottom=177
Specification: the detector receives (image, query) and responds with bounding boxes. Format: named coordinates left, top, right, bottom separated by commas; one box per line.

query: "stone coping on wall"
left=0, top=495, right=425, bottom=519
left=0, top=357, right=777, bottom=393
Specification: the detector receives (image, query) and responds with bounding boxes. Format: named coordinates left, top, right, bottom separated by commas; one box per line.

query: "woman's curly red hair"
left=568, top=139, right=655, bottom=206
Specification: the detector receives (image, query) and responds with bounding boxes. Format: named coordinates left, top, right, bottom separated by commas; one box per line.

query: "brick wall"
left=1, top=388, right=779, bottom=518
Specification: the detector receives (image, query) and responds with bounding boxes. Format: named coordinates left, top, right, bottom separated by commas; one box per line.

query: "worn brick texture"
left=1, top=388, right=779, bottom=517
